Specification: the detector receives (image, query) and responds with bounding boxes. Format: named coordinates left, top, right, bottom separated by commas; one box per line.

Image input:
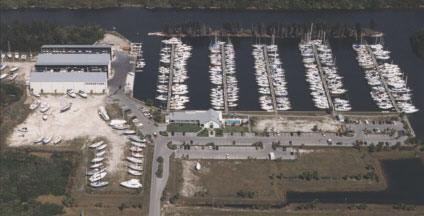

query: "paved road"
left=175, top=145, right=296, bottom=160
left=108, top=51, right=166, bottom=135
left=149, top=137, right=172, bottom=216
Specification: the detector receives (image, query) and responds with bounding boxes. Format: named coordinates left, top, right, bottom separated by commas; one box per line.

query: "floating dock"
left=365, top=45, right=400, bottom=113
left=312, top=44, right=335, bottom=114
left=219, top=43, right=229, bottom=113
left=166, top=44, right=176, bottom=112
left=262, top=45, right=278, bottom=113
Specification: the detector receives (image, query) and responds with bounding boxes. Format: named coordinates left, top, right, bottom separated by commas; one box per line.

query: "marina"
left=300, top=37, right=351, bottom=113
left=209, top=39, right=239, bottom=112
left=6, top=9, right=420, bottom=137
left=130, top=42, right=146, bottom=72
left=155, top=38, right=192, bottom=111
left=252, top=42, right=291, bottom=112
left=353, top=42, right=418, bottom=114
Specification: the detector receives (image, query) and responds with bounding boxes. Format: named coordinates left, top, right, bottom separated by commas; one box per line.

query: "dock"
left=262, top=45, right=278, bottom=113
left=365, top=45, right=400, bottom=113
left=365, top=45, right=415, bottom=137
left=219, top=43, right=229, bottom=113
left=166, top=44, right=176, bottom=112
left=312, top=44, right=335, bottom=114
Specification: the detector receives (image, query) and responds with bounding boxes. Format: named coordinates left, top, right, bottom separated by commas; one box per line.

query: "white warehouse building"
left=30, top=72, right=108, bottom=94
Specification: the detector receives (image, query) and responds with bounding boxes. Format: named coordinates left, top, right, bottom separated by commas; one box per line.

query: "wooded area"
left=160, top=21, right=367, bottom=39
left=411, top=29, right=424, bottom=60
left=0, top=151, right=74, bottom=216
left=0, top=0, right=422, bottom=9
left=0, top=22, right=105, bottom=52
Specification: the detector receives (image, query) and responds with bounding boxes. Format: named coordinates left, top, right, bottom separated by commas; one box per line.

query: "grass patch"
left=156, top=156, right=164, bottom=178
left=167, top=123, right=202, bottom=133
left=168, top=149, right=387, bottom=206
left=223, top=126, right=249, bottom=133
left=0, top=83, right=30, bottom=150
left=197, top=129, right=209, bottom=137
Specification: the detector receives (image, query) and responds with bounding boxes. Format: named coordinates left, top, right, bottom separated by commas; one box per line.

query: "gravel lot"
left=8, top=95, right=126, bottom=173
left=254, top=116, right=341, bottom=133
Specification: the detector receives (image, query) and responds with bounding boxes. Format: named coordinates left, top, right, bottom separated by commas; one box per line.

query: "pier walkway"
left=262, top=45, right=278, bottom=113
left=365, top=45, right=400, bottom=113
left=365, top=45, right=415, bottom=137
left=166, top=43, right=176, bottom=112
left=312, top=44, right=335, bottom=114
left=220, top=43, right=229, bottom=113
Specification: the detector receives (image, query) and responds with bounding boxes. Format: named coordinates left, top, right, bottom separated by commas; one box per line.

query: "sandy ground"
left=1, top=60, right=35, bottom=82
left=254, top=116, right=341, bottom=133
left=181, top=160, right=205, bottom=197
left=96, top=32, right=130, bottom=52
left=8, top=95, right=126, bottom=174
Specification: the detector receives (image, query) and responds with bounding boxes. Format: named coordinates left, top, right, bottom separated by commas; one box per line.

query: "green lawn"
left=167, top=123, right=202, bottom=133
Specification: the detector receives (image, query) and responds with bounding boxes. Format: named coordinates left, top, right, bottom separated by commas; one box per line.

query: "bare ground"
left=180, top=160, right=205, bottom=197
left=254, top=116, right=342, bottom=133
left=172, top=149, right=386, bottom=204
left=8, top=95, right=126, bottom=174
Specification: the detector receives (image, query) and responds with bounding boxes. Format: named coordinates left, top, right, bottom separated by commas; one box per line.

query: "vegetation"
left=156, top=156, right=164, bottom=178
left=0, top=0, right=422, bottom=10
left=151, top=109, right=165, bottom=123
left=223, top=125, right=249, bottom=133
left=167, top=123, right=202, bottom=133
left=0, top=151, right=74, bottom=215
left=236, top=190, right=256, bottom=199
left=167, top=141, right=177, bottom=150
left=411, top=29, right=424, bottom=60
left=0, top=83, right=23, bottom=108
left=0, top=22, right=105, bottom=52
left=0, top=84, right=30, bottom=149
left=197, top=129, right=209, bottom=137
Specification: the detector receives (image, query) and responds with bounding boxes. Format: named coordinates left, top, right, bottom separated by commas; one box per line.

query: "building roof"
left=36, top=53, right=110, bottom=66
left=41, top=44, right=112, bottom=49
left=168, top=109, right=222, bottom=125
left=30, top=72, right=107, bottom=83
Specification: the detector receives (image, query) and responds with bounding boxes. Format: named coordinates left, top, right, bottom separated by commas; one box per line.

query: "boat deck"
left=166, top=44, right=176, bottom=112
left=262, top=45, right=278, bottom=113
left=219, top=43, right=230, bottom=113
left=312, top=44, right=335, bottom=114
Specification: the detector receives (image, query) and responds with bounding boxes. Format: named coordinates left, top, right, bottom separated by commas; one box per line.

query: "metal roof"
left=41, top=44, right=112, bottom=49
left=168, top=109, right=222, bottom=124
left=30, top=72, right=107, bottom=83
left=36, top=53, right=110, bottom=66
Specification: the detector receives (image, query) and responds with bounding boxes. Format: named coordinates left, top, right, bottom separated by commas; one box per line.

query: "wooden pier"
left=220, top=43, right=229, bottom=114
left=312, top=44, right=335, bottom=114
left=262, top=45, right=278, bottom=113
left=365, top=45, right=400, bottom=113
left=166, top=44, right=176, bottom=112
left=365, top=45, right=415, bottom=138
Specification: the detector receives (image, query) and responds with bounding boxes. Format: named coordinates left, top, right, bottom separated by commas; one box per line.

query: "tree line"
left=161, top=21, right=375, bottom=39
left=0, top=0, right=422, bottom=10
left=0, top=22, right=105, bottom=52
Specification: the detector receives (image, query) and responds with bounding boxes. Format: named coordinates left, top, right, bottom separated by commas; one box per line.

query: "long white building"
left=29, top=45, right=111, bottom=95
left=30, top=72, right=107, bottom=94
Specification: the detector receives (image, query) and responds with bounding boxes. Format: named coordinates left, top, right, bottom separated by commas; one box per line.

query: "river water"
left=1, top=9, right=423, bottom=139
left=287, top=158, right=424, bottom=204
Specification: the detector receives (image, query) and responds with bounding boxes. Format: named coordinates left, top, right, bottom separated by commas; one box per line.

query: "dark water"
left=287, top=159, right=424, bottom=204
left=1, top=9, right=423, bottom=139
